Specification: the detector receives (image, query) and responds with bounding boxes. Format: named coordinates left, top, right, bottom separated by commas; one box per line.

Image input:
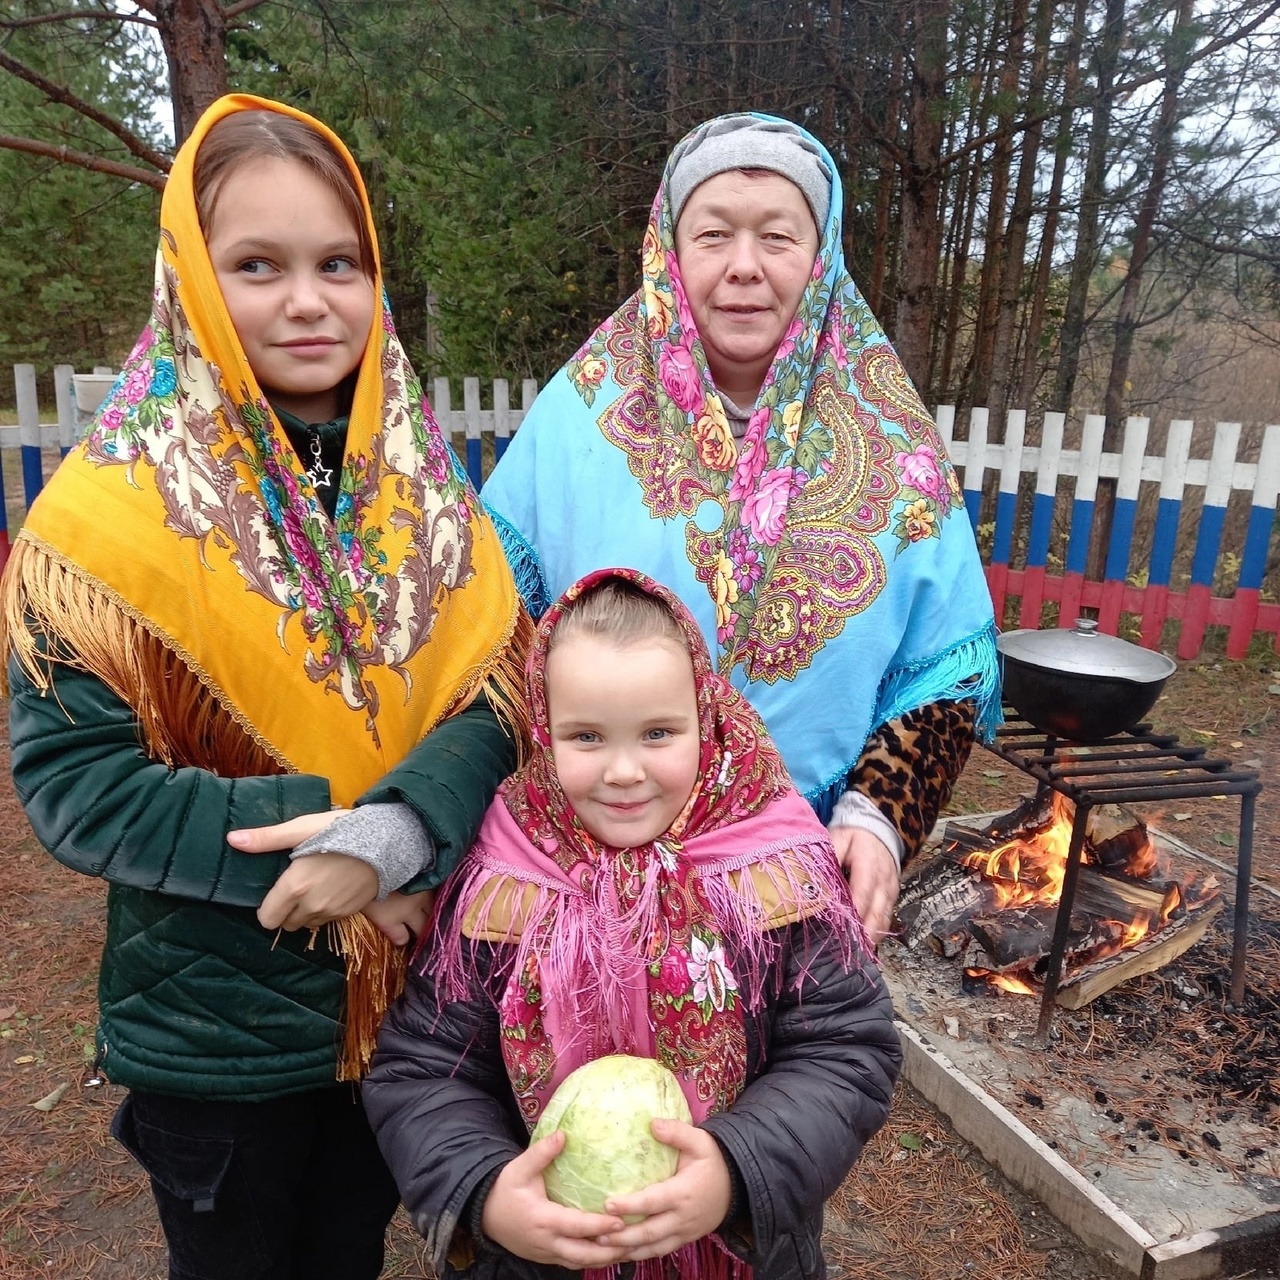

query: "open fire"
left=895, top=791, right=1224, bottom=1008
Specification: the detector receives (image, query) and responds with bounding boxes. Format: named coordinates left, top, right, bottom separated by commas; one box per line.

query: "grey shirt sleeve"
left=290, top=802, right=435, bottom=899
left=827, top=787, right=905, bottom=870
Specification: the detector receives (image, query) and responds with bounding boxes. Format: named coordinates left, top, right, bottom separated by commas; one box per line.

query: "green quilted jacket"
left=7, top=656, right=517, bottom=1101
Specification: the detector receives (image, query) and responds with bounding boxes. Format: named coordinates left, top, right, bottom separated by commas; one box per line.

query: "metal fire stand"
left=984, top=714, right=1262, bottom=1042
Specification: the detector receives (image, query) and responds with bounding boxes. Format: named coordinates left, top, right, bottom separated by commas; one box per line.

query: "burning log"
left=897, top=857, right=996, bottom=951
left=975, top=791, right=1056, bottom=841
left=967, top=906, right=1106, bottom=972
left=1087, top=803, right=1155, bottom=876
left=1073, top=870, right=1179, bottom=928
left=901, top=796, right=1223, bottom=1009
left=1055, top=899, right=1225, bottom=1010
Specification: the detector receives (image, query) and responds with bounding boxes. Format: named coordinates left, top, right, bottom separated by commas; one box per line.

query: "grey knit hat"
left=667, top=114, right=832, bottom=229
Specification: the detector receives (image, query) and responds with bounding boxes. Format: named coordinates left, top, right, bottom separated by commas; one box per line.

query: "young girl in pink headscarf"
left=364, top=568, right=901, bottom=1280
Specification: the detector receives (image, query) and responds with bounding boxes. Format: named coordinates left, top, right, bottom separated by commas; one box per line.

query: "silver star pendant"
left=306, top=432, right=334, bottom=491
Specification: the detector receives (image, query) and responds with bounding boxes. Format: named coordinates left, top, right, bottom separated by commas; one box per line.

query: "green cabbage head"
left=531, top=1054, right=693, bottom=1218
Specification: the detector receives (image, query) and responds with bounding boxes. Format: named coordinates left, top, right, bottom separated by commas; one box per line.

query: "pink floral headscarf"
left=430, top=570, right=863, bottom=1132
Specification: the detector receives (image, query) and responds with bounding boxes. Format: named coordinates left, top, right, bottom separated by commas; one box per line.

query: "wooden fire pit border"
left=888, top=817, right=1280, bottom=1280
left=891, top=1016, right=1280, bottom=1279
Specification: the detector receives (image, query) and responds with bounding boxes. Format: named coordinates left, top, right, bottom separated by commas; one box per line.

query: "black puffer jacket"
left=364, top=919, right=901, bottom=1280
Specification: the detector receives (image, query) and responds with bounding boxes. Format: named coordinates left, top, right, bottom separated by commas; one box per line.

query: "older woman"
left=483, top=113, right=999, bottom=941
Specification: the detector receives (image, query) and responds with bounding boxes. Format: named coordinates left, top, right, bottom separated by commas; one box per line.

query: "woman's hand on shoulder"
left=481, top=1130, right=629, bottom=1269
left=830, top=826, right=900, bottom=947
left=227, top=810, right=380, bottom=931
left=597, top=1118, right=731, bottom=1261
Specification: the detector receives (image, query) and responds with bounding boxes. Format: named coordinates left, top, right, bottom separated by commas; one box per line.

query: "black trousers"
left=112, top=1086, right=400, bottom=1280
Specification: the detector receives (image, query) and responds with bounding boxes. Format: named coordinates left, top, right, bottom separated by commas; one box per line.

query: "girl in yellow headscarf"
left=1, top=95, right=529, bottom=1279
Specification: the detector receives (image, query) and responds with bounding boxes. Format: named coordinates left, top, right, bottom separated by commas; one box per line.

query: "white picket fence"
left=11, top=364, right=1280, bottom=657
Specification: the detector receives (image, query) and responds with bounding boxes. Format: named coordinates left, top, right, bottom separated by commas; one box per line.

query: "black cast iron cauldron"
left=996, top=618, right=1178, bottom=741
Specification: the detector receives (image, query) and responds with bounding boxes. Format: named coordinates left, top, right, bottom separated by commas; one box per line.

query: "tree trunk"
left=1089, top=0, right=1195, bottom=578
left=895, top=0, right=949, bottom=395
left=154, top=0, right=230, bottom=144
left=938, top=148, right=979, bottom=395
left=1050, top=0, right=1126, bottom=414
left=867, top=46, right=903, bottom=317
left=970, top=0, right=1025, bottom=410
left=664, top=0, right=682, bottom=141
left=821, top=0, right=843, bottom=138
left=987, top=0, right=1050, bottom=424
left=1017, top=0, right=1089, bottom=411
left=1102, top=0, right=1194, bottom=430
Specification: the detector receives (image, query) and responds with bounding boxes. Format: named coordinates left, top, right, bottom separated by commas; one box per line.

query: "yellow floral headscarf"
left=1, top=94, right=529, bottom=1073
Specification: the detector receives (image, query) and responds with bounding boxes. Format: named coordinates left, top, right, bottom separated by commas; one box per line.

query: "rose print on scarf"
left=726, top=409, right=771, bottom=502
left=86, top=295, right=182, bottom=465
left=652, top=947, right=693, bottom=1000
left=887, top=430, right=964, bottom=554
left=741, top=466, right=799, bottom=546
left=894, top=442, right=948, bottom=504
left=659, top=341, right=704, bottom=416
left=712, top=550, right=740, bottom=643
left=898, top=499, right=937, bottom=545
left=691, top=399, right=736, bottom=471
left=643, top=278, right=676, bottom=341
left=595, top=179, right=966, bottom=682
left=565, top=317, right=634, bottom=410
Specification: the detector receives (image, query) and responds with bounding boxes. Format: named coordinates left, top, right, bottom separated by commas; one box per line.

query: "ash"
left=881, top=832, right=1280, bottom=1201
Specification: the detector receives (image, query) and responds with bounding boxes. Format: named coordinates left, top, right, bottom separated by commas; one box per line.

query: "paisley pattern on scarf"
left=12, top=95, right=522, bottom=800
left=433, top=569, right=860, bottom=1129
left=481, top=111, right=999, bottom=818
left=85, top=269, right=474, bottom=728
left=566, top=189, right=967, bottom=685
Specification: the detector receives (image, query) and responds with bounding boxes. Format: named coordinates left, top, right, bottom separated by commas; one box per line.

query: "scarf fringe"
left=474, top=604, right=536, bottom=769
left=433, top=834, right=862, bottom=1077
left=485, top=504, right=552, bottom=619
left=331, top=913, right=408, bottom=1081
left=2, top=535, right=407, bottom=1082
left=338, top=607, right=533, bottom=1079
left=1, top=537, right=282, bottom=776
left=584, top=1233, right=749, bottom=1280
left=873, top=619, right=1002, bottom=744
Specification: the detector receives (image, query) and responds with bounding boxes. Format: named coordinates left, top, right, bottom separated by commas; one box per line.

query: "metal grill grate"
left=983, top=713, right=1262, bottom=1039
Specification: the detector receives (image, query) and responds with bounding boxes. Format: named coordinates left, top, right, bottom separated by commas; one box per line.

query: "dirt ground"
left=2, top=638, right=1279, bottom=1280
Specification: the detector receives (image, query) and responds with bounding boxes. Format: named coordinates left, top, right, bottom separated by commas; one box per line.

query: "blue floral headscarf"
left=483, top=113, right=999, bottom=817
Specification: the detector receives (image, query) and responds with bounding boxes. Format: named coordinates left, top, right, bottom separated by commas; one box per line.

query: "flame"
left=1124, top=838, right=1160, bottom=879
left=975, top=971, right=1038, bottom=996
left=960, top=792, right=1076, bottom=909
left=1120, top=911, right=1153, bottom=948
left=951, top=794, right=1217, bottom=999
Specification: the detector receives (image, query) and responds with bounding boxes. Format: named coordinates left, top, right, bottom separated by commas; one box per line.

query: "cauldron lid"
left=996, top=619, right=1178, bottom=683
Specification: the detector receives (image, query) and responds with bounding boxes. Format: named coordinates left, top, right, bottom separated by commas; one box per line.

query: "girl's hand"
left=481, top=1131, right=630, bottom=1269
left=363, top=889, right=435, bottom=946
left=228, top=810, right=380, bottom=931
left=598, top=1118, right=732, bottom=1261
left=255, top=852, right=378, bottom=931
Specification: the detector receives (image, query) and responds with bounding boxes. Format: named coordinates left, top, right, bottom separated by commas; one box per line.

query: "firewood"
left=976, top=791, right=1056, bottom=841
left=1088, top=803, right=1154, bottom=875
left=1054, top=900, right=1225, bottom=1009
left=897, top=864, right=996, bottom=950
left=967, top=906, right=1123, bottom=972
left=1071, top=869, right=1176, bottom=922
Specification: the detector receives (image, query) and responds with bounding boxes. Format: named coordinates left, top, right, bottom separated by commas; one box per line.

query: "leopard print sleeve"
left=846, top=699, right=978, bottom=866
